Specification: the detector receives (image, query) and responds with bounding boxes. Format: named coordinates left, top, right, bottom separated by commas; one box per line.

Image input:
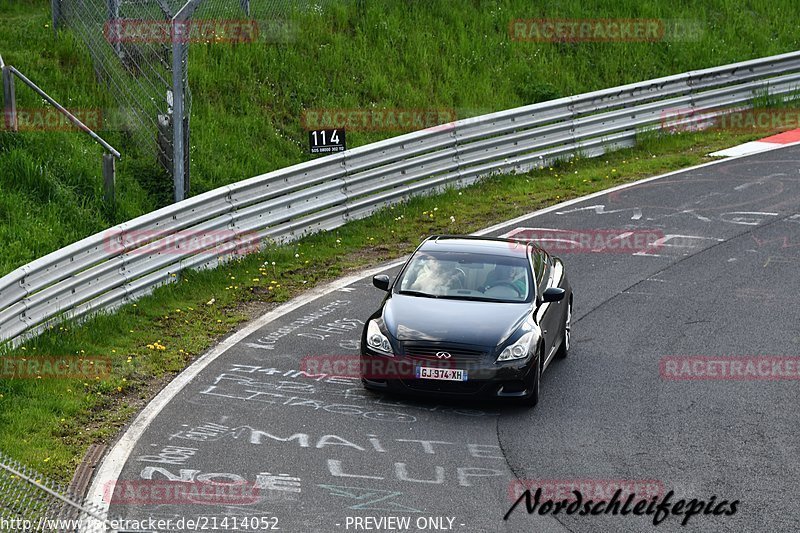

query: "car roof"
left=418, top=235, right=543, bottom=258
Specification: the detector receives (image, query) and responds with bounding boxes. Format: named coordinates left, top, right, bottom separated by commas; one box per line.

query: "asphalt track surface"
left=100, top=146, right=800, bottom=533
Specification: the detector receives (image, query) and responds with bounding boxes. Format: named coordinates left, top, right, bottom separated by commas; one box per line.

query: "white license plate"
left=416, top=366, right=468, bottom=381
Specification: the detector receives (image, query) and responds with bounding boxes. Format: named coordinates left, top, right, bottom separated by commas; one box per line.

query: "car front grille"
left=402, top=343, right=488, bottom=367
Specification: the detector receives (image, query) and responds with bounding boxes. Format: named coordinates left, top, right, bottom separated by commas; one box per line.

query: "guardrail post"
left=102, top=152, right=116, bottom=207
left=2, top=66, right=16, bottom=132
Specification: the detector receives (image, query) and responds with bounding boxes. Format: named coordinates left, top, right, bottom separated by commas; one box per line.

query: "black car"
left=360, top=235, right=572, bottom=407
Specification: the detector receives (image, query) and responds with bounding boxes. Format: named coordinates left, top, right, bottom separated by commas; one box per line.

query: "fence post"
left=102, top=153, right=116, bottom=207
left=183, top=114, right=190, bottom=197
left=171, top=21, right=186, bottom=202
left=51, top=0, right=60, bottom=32
left=107, top=0, right=122, bottom=59
left=2, top=66, right=16, bottom=132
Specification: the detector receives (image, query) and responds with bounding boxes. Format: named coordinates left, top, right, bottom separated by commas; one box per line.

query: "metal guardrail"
left=1, top=50, right=800, bottom=347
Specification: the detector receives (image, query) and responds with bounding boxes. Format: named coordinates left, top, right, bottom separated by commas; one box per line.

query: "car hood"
left=383, top=294, right=530, bottom=347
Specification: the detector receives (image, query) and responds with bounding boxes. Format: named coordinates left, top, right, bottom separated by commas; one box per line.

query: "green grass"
left=0, top=16, right=155, bottom=273
left=187, top=0, right=800, bottom=192
left=2, top=0, right=800, bottom=479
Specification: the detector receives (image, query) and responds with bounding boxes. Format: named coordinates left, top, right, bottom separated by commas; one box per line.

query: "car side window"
left=538, top=253, right=551, bottom=295
left=530, top=249, right=544, bottom=296
left=530, top=250, right=551, bottom=298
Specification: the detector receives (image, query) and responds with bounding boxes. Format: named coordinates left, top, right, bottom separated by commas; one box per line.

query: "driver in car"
left=483, top=264, right=527, bottom=296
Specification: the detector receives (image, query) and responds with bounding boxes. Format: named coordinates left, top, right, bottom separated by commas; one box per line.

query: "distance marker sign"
left=309, top=128, right=346, bottom=154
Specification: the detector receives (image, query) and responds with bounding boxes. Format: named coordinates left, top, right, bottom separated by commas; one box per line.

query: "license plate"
left=416, top=366, right=468, bottom=381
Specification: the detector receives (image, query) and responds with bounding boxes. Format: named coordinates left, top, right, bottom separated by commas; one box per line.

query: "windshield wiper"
left=445, top=295, right=519, bottom=303
left=398, top=290, right=440, bottom=298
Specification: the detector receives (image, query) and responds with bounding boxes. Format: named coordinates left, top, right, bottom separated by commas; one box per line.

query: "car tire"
left=555, top=298, right=572, bottom=359
left=522, top=347, right=542, bottom=408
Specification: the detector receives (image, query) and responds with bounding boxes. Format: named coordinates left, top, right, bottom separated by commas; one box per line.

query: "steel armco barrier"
left=2, top=50, right=800, bottom=347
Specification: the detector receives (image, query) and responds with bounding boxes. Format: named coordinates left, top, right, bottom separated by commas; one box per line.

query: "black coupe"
left=360, top=235, right=572, bottom=407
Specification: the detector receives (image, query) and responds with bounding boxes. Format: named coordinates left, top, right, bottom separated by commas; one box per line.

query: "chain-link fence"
left=0, top=450, right=114, bottom=532
left=53, top=0, right=342, bottom=202
left=55, top=0, right=191, bottom=201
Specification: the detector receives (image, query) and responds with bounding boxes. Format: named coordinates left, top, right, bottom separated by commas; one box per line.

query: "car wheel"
left=522, top=346, right=542, bottom=407
left=555, top=298, right=572, bottom=359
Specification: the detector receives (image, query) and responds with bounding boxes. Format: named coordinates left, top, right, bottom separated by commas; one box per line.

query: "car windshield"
left=396, top=250, right=532, bottom=302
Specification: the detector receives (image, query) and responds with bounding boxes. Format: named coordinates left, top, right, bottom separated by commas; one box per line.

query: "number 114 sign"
left=309, top=128, right=346, bottom=154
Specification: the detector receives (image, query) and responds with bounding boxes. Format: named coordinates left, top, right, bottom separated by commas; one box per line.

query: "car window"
left=531, top=249, right=544, bottom=283
left=396, top=250, right=532, bottom=302
left=529, top=248, right=554, bottom=300
left=538, top=252, right=551, bottom=295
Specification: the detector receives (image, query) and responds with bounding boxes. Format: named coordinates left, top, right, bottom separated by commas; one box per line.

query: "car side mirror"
left=542, top=287, right=565, bottom=303
left=372, top=274, right=391, bottom=291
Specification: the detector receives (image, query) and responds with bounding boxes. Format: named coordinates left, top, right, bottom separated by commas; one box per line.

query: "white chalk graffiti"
left=168, top=422, right=232, bottom=442
left=255, top=473, right=302, bottom=493
left=169, top=423, right=504, bottom=460
left=317, top=484, right=422, bottom=513
left=327, top=459, right=504, bottom=487
left=556, top=203, right=784, bottom=228
left=719, top=211, right=778, bottom=225
left=197, top=373, right=416, bottom=422
left=228, top=365, right=360, bottom=387
left=632, top=234, right=725, bottom=257
left=296, top=318, right=364, bottom=341
left=160, top=423, right=509, bottom=499
left=137, top=445, right=198, bottom=465
left=338, top=339, right=361, bottom=351
left=219, top=364, right=500, bottom=417
left=139, top=466, right=302, bottom=503
left=555, top=204, right=643, bottom=220
left=244, top=300, right=350, bottom=350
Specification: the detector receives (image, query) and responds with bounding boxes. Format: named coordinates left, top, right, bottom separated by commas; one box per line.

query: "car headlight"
left=366, top=319, right=394, bottom=356
left=497, top=331, right=534, bottom=362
